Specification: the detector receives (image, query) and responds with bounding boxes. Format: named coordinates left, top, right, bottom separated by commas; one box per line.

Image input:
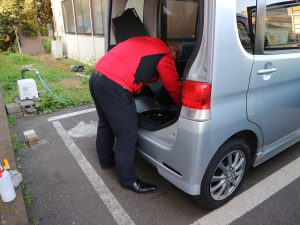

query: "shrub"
left=42, top=37, right=52, bottom=54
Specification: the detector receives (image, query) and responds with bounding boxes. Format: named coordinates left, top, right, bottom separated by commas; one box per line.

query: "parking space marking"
left=53, top=121, right=135, bottom=225
left=48, top=108, right=96, bottom=122
left=190, top=156, right=300, bottom=225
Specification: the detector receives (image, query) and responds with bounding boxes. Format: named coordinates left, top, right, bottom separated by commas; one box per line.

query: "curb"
left=0, top=86, right=29, bottom=225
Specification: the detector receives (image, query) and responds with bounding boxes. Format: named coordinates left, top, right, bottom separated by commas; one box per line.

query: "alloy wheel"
left=210, top=150, right=246, bottom=201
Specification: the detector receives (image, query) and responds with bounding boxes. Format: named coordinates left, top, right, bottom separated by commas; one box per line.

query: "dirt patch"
left=33, top=55, right=70, bottom=72
left=60, top=77, right=83, bottom=90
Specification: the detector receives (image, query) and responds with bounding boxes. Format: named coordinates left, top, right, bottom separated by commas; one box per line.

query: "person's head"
left=165, top=40, right=182, bottom=60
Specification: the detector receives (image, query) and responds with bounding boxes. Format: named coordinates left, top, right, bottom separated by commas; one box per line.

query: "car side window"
left=264, top=0, right=300, bottom=50
left=236, top=0, right=257, bottom=54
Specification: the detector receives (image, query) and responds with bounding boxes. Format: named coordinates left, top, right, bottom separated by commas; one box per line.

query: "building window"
left=91, top=0, right=104, bottom=35
left=74, top=0, right=92, bottom=34
left=62, top=0, right=76, bottom=33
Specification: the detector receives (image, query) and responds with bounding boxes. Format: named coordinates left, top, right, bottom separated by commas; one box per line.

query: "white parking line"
left=190, top=156, right=300, bottom=225
left=48, top=108, right=96, bottom=122
left=53, top=121, right=135, bottom=225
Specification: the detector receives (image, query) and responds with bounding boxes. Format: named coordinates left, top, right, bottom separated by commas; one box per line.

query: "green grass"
left=0, top=53, right=93, bottom=113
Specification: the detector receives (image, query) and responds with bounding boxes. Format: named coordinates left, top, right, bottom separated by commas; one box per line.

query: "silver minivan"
left=105, top=0, right=300, bottom=208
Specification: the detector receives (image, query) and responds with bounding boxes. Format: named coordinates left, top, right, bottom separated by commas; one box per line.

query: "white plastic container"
left=17, top=78, right=39, bottom=100
left=51, top=40, right=63, bottom=59
left=0, top=170, right=16, bottom=202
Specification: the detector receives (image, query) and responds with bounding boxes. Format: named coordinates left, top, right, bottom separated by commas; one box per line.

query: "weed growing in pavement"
left=7, top=116, right=25, bottom=166
left=31, top=218, right=39, bottom=225
left=21, top=179, right=35, bottom=207
left=10, top=132, right=26, bottom=153
left=16, top=156, right=23, bottom=170
left=7, top=115, right=16, bottom=128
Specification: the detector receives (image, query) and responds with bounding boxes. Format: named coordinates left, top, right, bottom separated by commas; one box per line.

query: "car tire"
left=195, top=138, right=251, bottom=209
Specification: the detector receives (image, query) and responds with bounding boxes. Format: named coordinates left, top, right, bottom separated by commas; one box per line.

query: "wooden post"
left=15, top=29, right=22, bottom=53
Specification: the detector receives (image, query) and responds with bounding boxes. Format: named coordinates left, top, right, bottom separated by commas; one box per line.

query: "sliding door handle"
left=257, top=67, right=277, bottom=75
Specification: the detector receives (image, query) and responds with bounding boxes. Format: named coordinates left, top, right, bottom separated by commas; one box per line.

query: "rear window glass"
left=160, top=0, right=198, bottom=40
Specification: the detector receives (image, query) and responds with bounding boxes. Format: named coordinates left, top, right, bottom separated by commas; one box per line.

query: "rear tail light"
left=181, top=81, right=212, bottom=121
left=182, top=81, right=211, bottom=109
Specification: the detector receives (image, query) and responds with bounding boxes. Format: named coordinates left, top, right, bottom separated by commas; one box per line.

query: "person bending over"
left=89, top=36, right=182, bottom=193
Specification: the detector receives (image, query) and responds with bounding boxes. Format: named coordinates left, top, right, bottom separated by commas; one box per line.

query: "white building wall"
left=64, top=34, right=80, bottom=60
left=94, top=37, right=106, bottom=61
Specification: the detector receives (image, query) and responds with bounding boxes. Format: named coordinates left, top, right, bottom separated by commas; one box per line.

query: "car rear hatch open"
left=104, top=0, right=205, bottom=131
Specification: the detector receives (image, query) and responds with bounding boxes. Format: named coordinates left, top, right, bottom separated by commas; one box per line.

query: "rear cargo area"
left=135, top=81, right=180, bottom=131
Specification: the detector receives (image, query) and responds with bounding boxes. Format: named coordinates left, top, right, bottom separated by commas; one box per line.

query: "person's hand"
left=169, top=46, right=178, bottom=59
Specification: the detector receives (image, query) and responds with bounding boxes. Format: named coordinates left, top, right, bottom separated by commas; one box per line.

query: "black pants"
left=89, top=72, right=138, bottom=186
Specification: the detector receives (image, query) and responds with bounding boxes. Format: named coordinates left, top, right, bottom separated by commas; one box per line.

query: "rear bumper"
left=137, top=148, right=201, bottom=195
left=136, top=118, right=215, bottom=196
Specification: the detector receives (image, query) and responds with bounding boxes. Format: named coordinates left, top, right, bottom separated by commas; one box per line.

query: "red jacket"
left=95, top=36, right=182, bottom=106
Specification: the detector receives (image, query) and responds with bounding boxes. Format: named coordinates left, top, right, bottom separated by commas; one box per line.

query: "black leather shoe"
left=124, top=179, right=157, bottom=193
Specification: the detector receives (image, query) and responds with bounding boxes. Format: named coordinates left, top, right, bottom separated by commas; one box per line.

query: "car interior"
left=109, top=0, right=199, bottom=131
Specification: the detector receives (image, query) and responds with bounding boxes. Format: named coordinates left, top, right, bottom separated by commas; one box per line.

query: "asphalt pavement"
left=14, top=105, right=300, bottom=225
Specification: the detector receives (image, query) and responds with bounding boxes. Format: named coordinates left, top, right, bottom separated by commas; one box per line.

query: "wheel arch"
left=231, top=130, right=258, bottom=158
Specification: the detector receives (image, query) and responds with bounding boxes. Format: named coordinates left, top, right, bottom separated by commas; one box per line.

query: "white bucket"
left=0, top=170, right=17, bottom=202
left=17, top=78, right=39, bottom=100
